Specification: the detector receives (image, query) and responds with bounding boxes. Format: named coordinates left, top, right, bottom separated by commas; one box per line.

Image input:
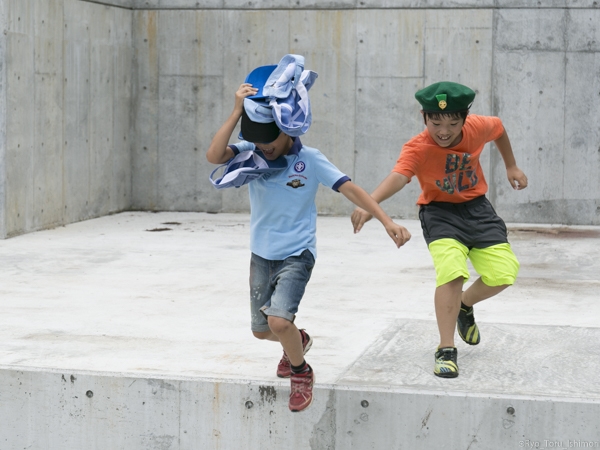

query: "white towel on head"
left=242, top=54, right=318, bottom=137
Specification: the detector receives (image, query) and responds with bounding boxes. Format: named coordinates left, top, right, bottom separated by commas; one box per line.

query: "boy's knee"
left=252, top=330, right=272, bottom=340
left=441, top=276, right=464, bottom=287
left=267, top=316, right=293, bottom=335
left=436, top=274, right=466, bottom=291
left=482, top=281, right=511, bottom=289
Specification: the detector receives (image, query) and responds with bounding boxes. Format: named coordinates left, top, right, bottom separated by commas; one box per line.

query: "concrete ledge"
left=0, top=212, right=599, bottom=448
left=1, top=366, right=599, bottom=449
left=82, top=0, right=600, bottom=9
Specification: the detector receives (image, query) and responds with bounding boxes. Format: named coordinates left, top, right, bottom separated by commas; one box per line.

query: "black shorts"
left=418, top=196, right=508, bottom=248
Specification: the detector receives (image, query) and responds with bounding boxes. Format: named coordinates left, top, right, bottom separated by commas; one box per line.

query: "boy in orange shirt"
left=351, top=81, right=528, bottom=378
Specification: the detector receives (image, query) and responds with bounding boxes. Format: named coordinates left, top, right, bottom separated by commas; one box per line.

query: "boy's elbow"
left=206, top=148, right=223, bottom=164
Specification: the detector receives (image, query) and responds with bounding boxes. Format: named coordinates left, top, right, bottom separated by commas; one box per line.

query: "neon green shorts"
left=428, top=238, right=520, bottom=287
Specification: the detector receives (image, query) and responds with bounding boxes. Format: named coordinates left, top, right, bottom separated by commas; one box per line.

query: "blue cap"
left=244, top=65, right=277, bottom=99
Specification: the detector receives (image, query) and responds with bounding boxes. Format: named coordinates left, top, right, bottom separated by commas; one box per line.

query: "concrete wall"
left=1, top=1, right=599, bottom=239
left=0, top=0, right=133, bottom=238
left=129, top=3, right=600, bottom=224
left=1, top=368, right=599, bottom=449
left=0, top=0, right=7, bottom=239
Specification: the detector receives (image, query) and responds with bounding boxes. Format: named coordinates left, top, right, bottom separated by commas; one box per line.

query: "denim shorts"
left=249, top=250, right=315, bottom=332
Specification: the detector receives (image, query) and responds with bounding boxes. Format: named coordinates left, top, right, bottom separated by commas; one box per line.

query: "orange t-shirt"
left=393, top=115, right=505, bottom=205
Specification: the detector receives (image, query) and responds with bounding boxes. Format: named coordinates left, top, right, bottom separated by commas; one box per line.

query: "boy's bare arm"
left=206, top=83, right=258, bottom=164
left=339, top=181, right=411, bottom=248
left=350, top=172, right=410, bottom=232
left=494, top=129, right=528, bottom=190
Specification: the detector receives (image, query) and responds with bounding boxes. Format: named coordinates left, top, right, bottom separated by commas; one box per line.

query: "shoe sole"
left=277, top=334, right=314, bottom=379
left=434, top=371, right=459, bottom=378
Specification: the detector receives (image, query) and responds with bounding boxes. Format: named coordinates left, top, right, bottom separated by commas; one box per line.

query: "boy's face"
left=423, top=113, right=465, bottom=148
left=253, top=132, right=292, bottom=160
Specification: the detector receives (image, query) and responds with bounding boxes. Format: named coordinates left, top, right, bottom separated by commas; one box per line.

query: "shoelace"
left=439, top=350, right=456, bottom=361
left=291, top=374, right=312, bottom=394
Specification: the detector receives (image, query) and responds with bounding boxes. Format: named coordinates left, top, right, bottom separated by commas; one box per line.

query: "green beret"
left=415, top=81, right=476, bottom=113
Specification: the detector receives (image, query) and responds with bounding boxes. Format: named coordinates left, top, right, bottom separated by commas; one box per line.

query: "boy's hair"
left=423, top=110, right=469, bottom=125
left=241, top=108, right=281, bottom=144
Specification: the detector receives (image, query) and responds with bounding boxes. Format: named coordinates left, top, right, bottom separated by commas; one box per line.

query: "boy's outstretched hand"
left=350, top=207, right=411, bottom=249
left=339, top=182, right=410, bottom=248
left=507, top=166, right=528, bottom=190
left=351, top=207, right=373, bottom=233
left=383, top=221, right=412, bottom=248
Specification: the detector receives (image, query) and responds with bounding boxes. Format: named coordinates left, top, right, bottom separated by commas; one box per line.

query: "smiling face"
left=423, top=112, right=466, bottom=148
left=253, top=132, right=293, bottom=160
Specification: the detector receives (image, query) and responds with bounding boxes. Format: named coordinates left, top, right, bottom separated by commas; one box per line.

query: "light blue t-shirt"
left=230, top=138, right=350, bottom=260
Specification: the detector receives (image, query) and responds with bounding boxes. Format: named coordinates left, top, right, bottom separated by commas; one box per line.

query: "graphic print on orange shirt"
left=435, top=153, right=479, bottom=195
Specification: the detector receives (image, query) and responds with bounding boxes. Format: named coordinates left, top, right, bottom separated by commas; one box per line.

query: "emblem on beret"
left=436, top=94, right=447, bottom=110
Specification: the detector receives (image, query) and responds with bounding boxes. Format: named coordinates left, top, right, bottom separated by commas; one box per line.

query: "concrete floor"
left=1, top=211, right=599, bottom=402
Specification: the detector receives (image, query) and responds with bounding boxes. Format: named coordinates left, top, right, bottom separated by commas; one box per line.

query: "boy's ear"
left=420, top=110, right=427, bottom=125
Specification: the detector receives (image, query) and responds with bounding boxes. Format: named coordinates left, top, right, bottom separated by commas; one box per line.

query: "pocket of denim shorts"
left=298, top=249, right=315, bottom=272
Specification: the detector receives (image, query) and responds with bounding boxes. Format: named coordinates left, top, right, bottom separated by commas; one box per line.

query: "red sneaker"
left=289, top=366, right=314, bottom=412
left=276, top=329, right=313, bottom=378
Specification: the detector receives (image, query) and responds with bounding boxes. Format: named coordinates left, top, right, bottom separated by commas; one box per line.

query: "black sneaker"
left=434, top=347, right=459, bottom=378
left=457, top=304, right=480, bottom=345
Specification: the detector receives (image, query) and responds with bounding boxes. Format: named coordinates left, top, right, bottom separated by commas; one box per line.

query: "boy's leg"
left=259, top=249, right=314, bottom=355
left=252, top=330, right=279, bottom=342
left=462, top=277, right=509, bottom=307
left=429, top=238, right=470, bottom=348
left=434, top=280, right=463, bottom=377
left=428, top=239, right=470, bottom=378
left=269, top=318, right=314, bottom=412
left=466, top=243, right=519, bottom=305
left=275, top=327, right=313, bottom=378
left=249, top=253, right=276, bottom=337
left=249, top=251, right=313, bottom=360
left=258, top=250, right=316, bottom=412
left=254, top=323, right=312, bottom=378
left=435, top=276, right=464, bottom=349
left=456, top=278, right=508, bottom=346
left=457, top=243, right=519, bottom=345
left=268, top=317, right=303, bottom=365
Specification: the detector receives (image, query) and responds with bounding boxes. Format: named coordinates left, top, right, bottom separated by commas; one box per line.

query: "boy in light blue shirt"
left=207, top=80, right=411, bottom=413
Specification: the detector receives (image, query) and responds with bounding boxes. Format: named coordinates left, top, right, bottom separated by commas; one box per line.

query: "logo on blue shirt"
left=287, top=179, right=305, bottom=189
left=294, top=161, right=306, bottom=173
